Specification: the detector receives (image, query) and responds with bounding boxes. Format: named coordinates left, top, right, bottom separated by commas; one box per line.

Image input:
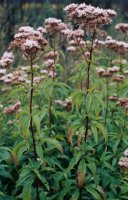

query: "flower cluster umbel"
left=9, top=26, right=47, bottom=60
left=4, top=101, right=21, bottom=115
left=118, top=149, right=128, bottom=168
left=0, top=51, right=14, bottom=68
left=115, top=23, right=128, bottom=35
left=64, top=3, right=116, bottom=32
left=44, top=18, right=67, bottom=36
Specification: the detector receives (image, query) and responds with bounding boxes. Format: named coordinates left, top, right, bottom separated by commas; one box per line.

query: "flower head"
left=4, top=101, right=21, bottom=115
left=115, top=23, right=128, bottom=35
left=64, top=3, right=116, bottom=32
left=118, top=157, right=128, bottom=168
left=9, top=26, right=47, bottom=59
left=44, top=18, right=67, bottom=35
left=124, top=149, right=128, bottom=157
left=0, top=51, right=14, bottom=68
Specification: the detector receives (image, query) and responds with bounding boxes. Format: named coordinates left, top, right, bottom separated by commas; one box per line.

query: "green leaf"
left=86, top=94, right=92, bottom=114
left=32, top=168, right=49, bottom=191
left=33, top=115, right=41, bottom=135
left=71, top=90, right=85, bottom=108
left=0, top=191, right=6, bottom=197
left=12, top=141, right=28, bottom=163
left=71, top=189, right=79, bottom=200
left=93, top=121, right=108, bottom=142
left=19, top=116, right=29, bottom=138
left=94, top=95, right=104, bottom=110
left=41, top=138, right=63, bottom=153
left=78, top=158, right=86, bottom=176
left=0, top=165, right=14, bottom=180
left=66, top=151, right=83, bottom=172
left=91, top=124, right=98, bottom=144
left=36, top=143, right=43, bottom=161
left=0, top=146, right=11, bottom=162
left=22, top=179, right=33, bottom=200
left=85, top=185, right=102, bottom=200
left=16, top=166, right=33, bottom=187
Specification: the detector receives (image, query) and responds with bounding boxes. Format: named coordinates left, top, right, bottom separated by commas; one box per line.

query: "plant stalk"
left=29, top=58, right=37, bottom=160
left=29, top=58, right=40, bottom=200
left=49, top=96, right=52, bottom=135
left=85, top=31, right=95, bottom=140
left=79, top=188, right=82, bottom=200
left=105, top=77, right=109, bottom=125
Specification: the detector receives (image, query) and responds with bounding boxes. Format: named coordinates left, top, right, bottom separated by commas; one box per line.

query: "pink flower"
left=64, top=3, right=116, bottom=32
left=0, top=51, right=14, bottom=68
left=124, top=149, right=128, bottom=156
left=4, top=101, right=21, bottom=115
left=45, top=18, right=67, bottom=35
left=118, top=157, right=128, bottom=168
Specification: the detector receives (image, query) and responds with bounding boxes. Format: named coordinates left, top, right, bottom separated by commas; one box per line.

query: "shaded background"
left=0, top=0, right=128, bottom=54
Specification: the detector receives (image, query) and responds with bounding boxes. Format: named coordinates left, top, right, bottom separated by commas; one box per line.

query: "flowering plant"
left=0, top=3, right=128, bottom=200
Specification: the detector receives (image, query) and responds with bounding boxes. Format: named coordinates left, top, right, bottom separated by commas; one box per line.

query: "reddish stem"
left=105, top=78, right=109, bottom=125
left=85, top=31, right=95, bottom=140
left=29, top=58, right=40, bottom=200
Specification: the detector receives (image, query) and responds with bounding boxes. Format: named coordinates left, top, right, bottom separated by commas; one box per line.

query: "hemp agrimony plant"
left=0, top=3, right=128, bottom=200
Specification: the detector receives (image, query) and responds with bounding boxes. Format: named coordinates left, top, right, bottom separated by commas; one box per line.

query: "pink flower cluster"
left=118, top=149, right=128, bottom=168
left=55, top=97, right=72, bottom=111
left=113, top=74, right=124, bottom=82
left=0, top=70, right=28, bottom=84
left=116, top=98, right=128, bottom=113
left=9, top=26, right=47, bottom=59
left=0, top=69, right=6, bottom=77
left=106, top=37, right=128, bottom=55
left=64, top=3, right=116, bottom=31
left=43, top=51, right=57, bottom=79
left=96, top=66, right=120, bottom=78
left=118, top=157, right=128, bottom=168
left=62, top=29, right=89, bottom=53
left=0, top=51, right=14, bottom=68
left=4, top=101, right=21, bottom=115
left=44, top=18, right=67, bottom=35
left=116, top=98, right=128, bottom=107
left=124, top=149, right=128, bottom=156
left=115, top=23, right=128, bottom=35
left=62, top=29, right=84, bottom=39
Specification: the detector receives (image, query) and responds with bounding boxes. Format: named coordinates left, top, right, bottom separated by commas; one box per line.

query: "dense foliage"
left=0, top=2, right=128, bottom=200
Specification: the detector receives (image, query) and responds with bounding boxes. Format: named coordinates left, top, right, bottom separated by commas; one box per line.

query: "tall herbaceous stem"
left=105, top=77, right=109, bottom=125
left=85, top=30, right=95, bottom=141
left=29, top=58, right=37, bottom=160
left=104, top=51, right=113, bottom=124
left=29, top=57, right=40, bottom=200
left=49, top=38, right=56, bottom=135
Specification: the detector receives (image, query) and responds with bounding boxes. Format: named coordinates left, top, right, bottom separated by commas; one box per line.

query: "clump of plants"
left=0, top=3, right=128, bottom=200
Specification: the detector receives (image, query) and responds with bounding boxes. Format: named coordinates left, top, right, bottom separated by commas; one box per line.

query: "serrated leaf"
left=12, top=141, right=27, bottom=163
left=66, top=151, right=83, bottom=172
left=86, top=94, right=92, bottom=114
left=22, top=179, right=33, bottom=200
left=71, top=189, right=79, bottom=200
left=93, top=122, right=108, bottom=142
left=33, top=115, right=41, bottom=135
left=41, top=138, right=63, bottom=153
left=36, top=143, right=43, bottom=161
left=85, top=185, right=102, bottom=200
left=32, top=168, right=49, bottom=191
left=91, top=124, right=98, bottom=144
left=78, top=158, right=86, bottom=176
